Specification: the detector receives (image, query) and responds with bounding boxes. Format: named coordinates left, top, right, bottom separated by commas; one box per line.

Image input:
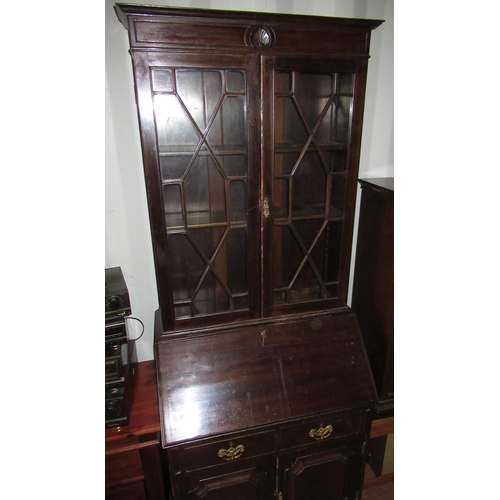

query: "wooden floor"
left=362, top=479, right=394, bottom=500
left=362, top=415, right=394, bottom=499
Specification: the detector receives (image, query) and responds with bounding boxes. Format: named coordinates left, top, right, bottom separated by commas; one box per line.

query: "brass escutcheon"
left=263, top=197, right=270, bottom=218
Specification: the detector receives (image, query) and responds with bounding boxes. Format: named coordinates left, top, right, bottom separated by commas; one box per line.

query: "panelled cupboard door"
left=280, top=443, right=363, bottom=500
left=262, top=56, right=369, bottom=317
left=132, top=51, right=262, bottom=331
left=182, top=457, right=276, bottom=500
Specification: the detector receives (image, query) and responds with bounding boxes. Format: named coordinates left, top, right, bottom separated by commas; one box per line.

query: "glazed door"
left=132, top=52, right=261, bottom=330
left=262, top=57, right=369, bottom=317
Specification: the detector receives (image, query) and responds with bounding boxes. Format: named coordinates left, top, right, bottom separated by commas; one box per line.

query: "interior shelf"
left=159, top=144, right=247, bottom=157
left=165, top=210, right=248, bottom=232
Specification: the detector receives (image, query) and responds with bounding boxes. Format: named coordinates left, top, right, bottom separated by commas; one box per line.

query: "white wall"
left=105, top=0, right=394, bottom=361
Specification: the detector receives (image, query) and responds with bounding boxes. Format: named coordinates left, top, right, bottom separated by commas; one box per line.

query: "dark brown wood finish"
left=281, top=442, right=363, bottom=500
left=351, top=178, right=394, bottom=415
left=105, top=360, right=167, bottom=500
left=156, top=312, right=374, bottom=445
left=115, top=3, right=383, bottom=333
left=114, top=5, right=385, bottom=499
left=262, top=56, right=370, bottom=317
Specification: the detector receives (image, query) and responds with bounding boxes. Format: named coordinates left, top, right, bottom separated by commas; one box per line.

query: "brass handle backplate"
left=263, top=197, right=270, bottom=218
left=218, top=444, right=245, bottom=461
left=309, top=424, right=333, bottom=441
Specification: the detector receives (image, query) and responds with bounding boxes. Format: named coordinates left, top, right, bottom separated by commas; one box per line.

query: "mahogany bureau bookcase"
left=114, top=4, right=384, bottom=499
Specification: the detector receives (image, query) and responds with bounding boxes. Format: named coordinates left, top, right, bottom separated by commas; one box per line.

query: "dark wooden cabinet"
left=114, top=4, right=384, bottom=499
left=352, top=178, right=394, bottom=415
left=155, top=312, right=374, bottom=500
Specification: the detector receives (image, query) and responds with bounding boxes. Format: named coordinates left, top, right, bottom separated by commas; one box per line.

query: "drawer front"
left=280, top=410, right=365, bottom=450
left=105, top=481, right=147, bottom=500
left=178, top=430, right=275, bottom=472
left=105, top=448, right=144, bottom=488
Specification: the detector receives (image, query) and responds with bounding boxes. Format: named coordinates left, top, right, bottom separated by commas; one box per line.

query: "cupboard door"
left=262, top=57, right=368, bottom=316
left=182, top=457, right=276, bottom=500
left=280, top=442, right=363, bottom=500
left=132, top=53, right=261, bottom=330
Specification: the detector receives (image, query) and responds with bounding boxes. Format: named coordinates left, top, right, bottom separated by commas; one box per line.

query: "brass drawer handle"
left=309, top=424, right=333, bottom=441
left=218, top=444, right=245, bottom=461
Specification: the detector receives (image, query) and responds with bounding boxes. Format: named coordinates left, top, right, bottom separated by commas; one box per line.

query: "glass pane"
left=289, top=261, right=321, bottom=303
left=189, top=227, right=226, bottom=264
left=233, top=296, right=249, bottom=311
left=160, top=155, right=189, bottom=181
left=273, top=225, right=303, bottom=289
left=193, top=271, right=230, bottom=316
left=330, top=176, right=346, bottom=217
left=293, top=219, right=324, bottom=252
left=167, top=234, right=206, bottom=302
left=274, top=178, right=289, bottom=219
left=154, top=94, right=200, bottom=151
left=274, top=152, right=300, bottom=176
left=163, top=184, right=183, bottom=228
left=338, top=73, right=354, bottom=94
left=184, top=156, right=226, bottom=226
left=155, top=66, right=249, bottom=320
left=294, top=72, right=334, bottom=129
left=220, top=154, right=247, bottom=177
left=272, top=68, right=354, bottom=307
left=335, top=96, right=352, bottom=144
left=292, top=152, right=327, bottom=217
left=226, top=71, right=245, bottom=92
left=229, top=181, right=247, bottom=222
left=207, top=95, right=247, bottom=149
left=213, top=229, right=248, bottom=294
left=275, top=72, right=292, bottom=93
left=176, top=71, right=222, bottom=130
left=275, top=97, right=309, bottom=146
left=328, top=150, right=348, bottom=174
left=316, top=221, right=343, bottom=283
left=152, top=69, right=174, bottom=92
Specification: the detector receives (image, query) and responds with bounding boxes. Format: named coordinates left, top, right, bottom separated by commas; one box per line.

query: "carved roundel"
left=245, top=26, right=276, bottom=49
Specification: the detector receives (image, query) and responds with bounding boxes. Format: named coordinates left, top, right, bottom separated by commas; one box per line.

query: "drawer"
left=280, top=410, right=365, bottom=450
left=105, top=481, right=147, bottom=500
left=178, top=430, right=275, bottom=472
left=105, top=448, right=144, bottom=488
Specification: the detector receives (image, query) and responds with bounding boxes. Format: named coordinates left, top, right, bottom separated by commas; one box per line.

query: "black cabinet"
left=352, top=178, right=394, bottom=415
